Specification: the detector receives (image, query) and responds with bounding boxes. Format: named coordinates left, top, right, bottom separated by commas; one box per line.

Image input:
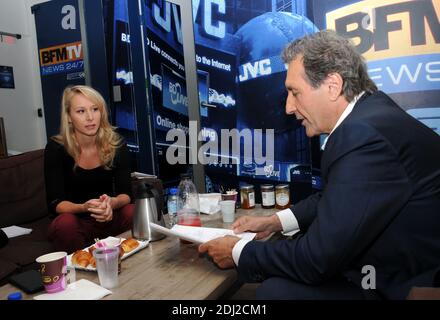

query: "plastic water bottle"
left=167, top=188, right=178, bottom=227
left=176, top=174, right=201, bottom=229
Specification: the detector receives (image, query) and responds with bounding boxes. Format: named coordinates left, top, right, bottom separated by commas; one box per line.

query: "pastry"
left=88, top=245, right=96, bottom=255
left=72, top=250, right=92, bottom=268
left=118, top=246, right=125, bottom=257
left=89, top=256, right=96, bottom=268
left=121, top=238, right=139, bottom=253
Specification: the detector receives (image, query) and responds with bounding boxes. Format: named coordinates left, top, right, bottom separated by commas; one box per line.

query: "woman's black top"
left=44, top=139, right=132, bottom=216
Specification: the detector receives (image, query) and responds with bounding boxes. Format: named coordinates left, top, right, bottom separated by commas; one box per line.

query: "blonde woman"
left=45, top=85, right=133, bottom=253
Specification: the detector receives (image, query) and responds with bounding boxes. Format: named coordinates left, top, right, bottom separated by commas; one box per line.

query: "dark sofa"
left=0, top=148, right=165, bottom=286
left=0, top=149, right=55, bottom=285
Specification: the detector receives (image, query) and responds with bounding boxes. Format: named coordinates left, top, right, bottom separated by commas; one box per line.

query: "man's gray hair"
left=282, top=29, right=377, bottom=101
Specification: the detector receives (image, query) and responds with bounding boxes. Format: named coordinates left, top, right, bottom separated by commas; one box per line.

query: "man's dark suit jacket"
left=238, top=91, right=440, bottom=299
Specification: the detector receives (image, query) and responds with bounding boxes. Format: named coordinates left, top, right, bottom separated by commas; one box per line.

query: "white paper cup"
left=36, top=251, right=75, bottom=293
left=220, top=200, right=236, bottom=223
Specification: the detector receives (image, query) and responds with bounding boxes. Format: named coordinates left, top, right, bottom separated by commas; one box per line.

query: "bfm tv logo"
left=39, top=41, right=83, bottom=67
left=326, top=0, right=440, bottom=60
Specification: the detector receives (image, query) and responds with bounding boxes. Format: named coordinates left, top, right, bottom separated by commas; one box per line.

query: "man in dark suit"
left=199, top=30, right=440, bottom=299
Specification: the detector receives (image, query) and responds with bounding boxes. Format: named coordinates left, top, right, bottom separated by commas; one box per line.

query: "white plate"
left=67, top=236, right=149, bottom=271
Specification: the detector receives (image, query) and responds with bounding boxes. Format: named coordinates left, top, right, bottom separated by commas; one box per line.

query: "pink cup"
left=221, top=191, right=237, bottom=202
left=36, top=252, right=75, bottom=293
left=222, top=192, right=238, bottom=210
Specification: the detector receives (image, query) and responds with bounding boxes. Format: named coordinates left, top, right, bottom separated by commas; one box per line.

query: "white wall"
left=0, top=0, right=50, bottom=154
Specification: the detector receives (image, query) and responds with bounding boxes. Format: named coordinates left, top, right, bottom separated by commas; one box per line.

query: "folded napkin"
left=199, top=193, right=221, bottom=214
left=33, top=279, right=112, bottom=300
left=1, top=226, right=32, bottom=238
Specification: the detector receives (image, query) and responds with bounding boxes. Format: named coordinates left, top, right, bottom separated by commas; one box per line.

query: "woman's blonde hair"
left=53, top=85, right=122, bottom=169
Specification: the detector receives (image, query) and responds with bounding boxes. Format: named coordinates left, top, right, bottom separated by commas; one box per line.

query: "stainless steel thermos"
left=132, top=181, right=166, bottom=242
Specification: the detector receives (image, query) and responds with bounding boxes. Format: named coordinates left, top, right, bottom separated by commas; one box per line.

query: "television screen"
left=141, top=0, right=318, bottom=201
left=161, top=63, right=188, bottom=116
left=0, top=65, right=15, bottom=89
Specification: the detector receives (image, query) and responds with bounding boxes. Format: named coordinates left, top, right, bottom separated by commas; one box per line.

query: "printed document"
left=150, top=223, right=256, bottom=244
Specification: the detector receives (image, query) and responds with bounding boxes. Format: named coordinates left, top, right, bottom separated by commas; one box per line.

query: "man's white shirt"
left=232, top=209, right=301, bottom=265
left=232, top=92, right=365, bottom=266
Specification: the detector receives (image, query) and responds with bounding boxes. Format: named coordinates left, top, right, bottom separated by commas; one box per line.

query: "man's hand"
left=232, top=215, right=282, bottom=240
left=88, top=194, right=113, bottom=222
left=198, top=235, right=241, bottom=269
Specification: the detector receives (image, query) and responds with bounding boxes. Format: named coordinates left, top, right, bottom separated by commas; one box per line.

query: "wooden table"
left=0, top=205, right=276, bottom=300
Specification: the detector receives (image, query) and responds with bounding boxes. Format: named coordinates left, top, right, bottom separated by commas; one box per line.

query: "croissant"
left=72, top=250, right=92, bottom=268
left=89, top=256, right=96, bottom=268
left=121, top=238, right=139, bottom=253
left=118, top=246, right=125, bottom=257
left=88, top=245, right=96, bottom=255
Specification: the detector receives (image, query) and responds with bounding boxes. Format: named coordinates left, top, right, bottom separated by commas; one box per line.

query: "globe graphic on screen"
left=235, top=12, right=318, bottom=132
left=236, top=12, right=318, bottom=64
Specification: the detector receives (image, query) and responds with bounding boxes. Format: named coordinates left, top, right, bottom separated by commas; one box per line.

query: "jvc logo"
left=151, top=0, right=226, bottom=45
left=239, top=59, right=272, bottom=82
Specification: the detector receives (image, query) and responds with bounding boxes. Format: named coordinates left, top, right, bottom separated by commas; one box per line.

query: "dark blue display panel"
left=103, top=0, right=138, bottom=149
left=32, top=0, right=85, bottom=138
left=102, top=0, right=439, bottom=202
left=104, top=1, right=322, bottom=200
left=139, top=0, right=319, bottom=202
left=33, top=0, right=111, bottom=141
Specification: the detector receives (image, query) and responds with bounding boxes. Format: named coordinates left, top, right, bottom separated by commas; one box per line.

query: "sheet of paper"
left=33, top=279, right=112, bottom=300
left=1, top=226, right=32, bottom=238
left=150, top=223, right=256, bottom=244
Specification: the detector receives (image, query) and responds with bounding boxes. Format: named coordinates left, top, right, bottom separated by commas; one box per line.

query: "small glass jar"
left=260, top=184, right=275, bottom=209
left=240, top=185, right=255, bottom=209
left=275, top=184, right=290, bottom=209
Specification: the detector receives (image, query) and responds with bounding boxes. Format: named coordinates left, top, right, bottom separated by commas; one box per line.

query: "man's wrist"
left=269, top=214, right=283, bottom=232
left=276, top=208, right=301, bottom=235
left=232, top=238, right=251, bottom=266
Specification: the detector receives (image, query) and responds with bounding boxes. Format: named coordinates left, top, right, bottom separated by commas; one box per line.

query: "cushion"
left=0, top=217, right=54, bottom=266
left=0, top=149, right=48, bottom=227
left=0, top=259, right=18, bottom=286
